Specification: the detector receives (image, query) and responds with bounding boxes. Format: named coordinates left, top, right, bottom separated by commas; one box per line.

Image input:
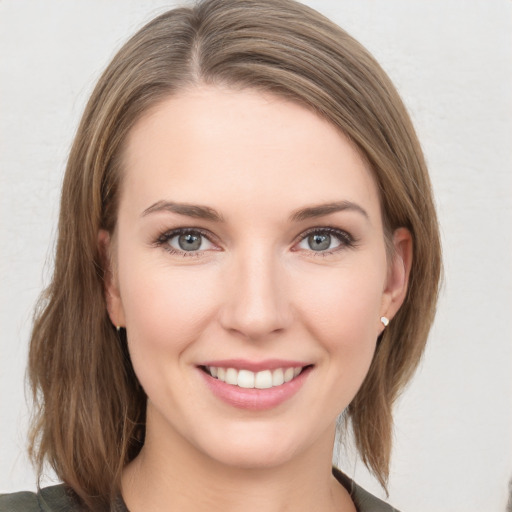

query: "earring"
left=380, top=316, right=389, bottom=327
left=116, top=325, right=122, bottom=332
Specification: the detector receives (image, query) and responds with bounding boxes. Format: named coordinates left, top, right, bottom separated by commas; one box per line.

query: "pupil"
left=178, top=233, right=201, bottom=251
left=308, top=233, right=330, bottom=251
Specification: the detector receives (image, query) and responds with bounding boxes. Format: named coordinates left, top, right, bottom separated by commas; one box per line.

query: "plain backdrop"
left=1, top=1, right=511, bottom=511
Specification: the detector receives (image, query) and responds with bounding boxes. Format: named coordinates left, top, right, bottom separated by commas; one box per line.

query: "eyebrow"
left=142, top=199, right=368, bottom=223
left=290, top=201, right=369, bottom=222
left=141, top=200, right=224, bottom=222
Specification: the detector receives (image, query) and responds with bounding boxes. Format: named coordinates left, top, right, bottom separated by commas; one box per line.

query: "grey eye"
left=167, top=231, right=213, bottom=252
left=307, top=233, right=331, bottom=251
left=178, top=233, right=202, bottom=251
left=297, top=231, right=343, bottom=252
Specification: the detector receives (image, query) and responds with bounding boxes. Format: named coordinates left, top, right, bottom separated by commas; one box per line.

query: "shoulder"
left=332, top=467, right=401, bottom=512
left=0, top=484, right=79, bottom=512
left=0, top=490, right=40, bottom=512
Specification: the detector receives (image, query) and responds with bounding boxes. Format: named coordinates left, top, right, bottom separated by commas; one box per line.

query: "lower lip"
left=199, top=367, right=312, bottom=411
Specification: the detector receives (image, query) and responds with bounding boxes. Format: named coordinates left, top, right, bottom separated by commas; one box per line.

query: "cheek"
left=293, top=258, right=385, bottom=354
left=118, top=256, right=220, bottom=353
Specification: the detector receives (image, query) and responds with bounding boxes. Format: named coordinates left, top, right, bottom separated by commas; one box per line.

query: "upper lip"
left=199, top=359, right=310, bottom=372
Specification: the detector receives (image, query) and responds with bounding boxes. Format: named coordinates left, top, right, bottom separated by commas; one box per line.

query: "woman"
left=0, top=0, right=441, bottom=510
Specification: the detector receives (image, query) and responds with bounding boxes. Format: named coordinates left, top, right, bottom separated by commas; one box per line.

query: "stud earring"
left=116, top=325, right=122, bottom=332
left=380, top=316, right=389, bottom=327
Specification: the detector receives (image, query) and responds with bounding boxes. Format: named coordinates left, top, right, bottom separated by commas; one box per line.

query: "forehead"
left=120, top=86, right=380, bottom=220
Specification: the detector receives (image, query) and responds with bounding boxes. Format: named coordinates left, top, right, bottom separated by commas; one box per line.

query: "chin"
left=206, top=443, right=297, bottom=471
left=191, top=421, right=316, bottom=471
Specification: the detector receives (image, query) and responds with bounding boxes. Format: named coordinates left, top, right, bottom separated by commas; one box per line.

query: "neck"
left=121, top=407, right=354, bottom=512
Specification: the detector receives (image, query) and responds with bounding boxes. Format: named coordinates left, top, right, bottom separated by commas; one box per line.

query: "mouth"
left=198, top=360, right=313, bottom=410
left=200, top=365, right=312, bottom=390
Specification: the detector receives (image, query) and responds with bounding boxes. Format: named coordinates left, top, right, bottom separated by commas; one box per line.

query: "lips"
left=198, top=360, right=312, bottom=410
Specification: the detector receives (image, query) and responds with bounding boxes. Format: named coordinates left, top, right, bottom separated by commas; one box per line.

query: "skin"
left=100, top=85, right=411, bottom=512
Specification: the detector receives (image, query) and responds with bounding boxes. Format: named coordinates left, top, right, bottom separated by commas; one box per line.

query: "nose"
left=219, top=249, right=292, bottom=341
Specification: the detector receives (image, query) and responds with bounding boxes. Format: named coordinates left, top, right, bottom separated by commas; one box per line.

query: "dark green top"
left=0, top=468, right=399, bottom=511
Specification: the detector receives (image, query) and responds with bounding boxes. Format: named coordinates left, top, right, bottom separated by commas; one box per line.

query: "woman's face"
left=103, top=86, right=410, bottom=470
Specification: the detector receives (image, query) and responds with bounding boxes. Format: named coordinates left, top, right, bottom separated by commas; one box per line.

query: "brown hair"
left=28, top=0, right=441, bottom=508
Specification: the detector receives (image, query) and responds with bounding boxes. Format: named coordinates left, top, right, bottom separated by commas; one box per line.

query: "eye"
left=296, top=228, right=354, bottom=253
left=157, top=228, right=215, bottom=254
left=301, top=233, right=339, bottom=252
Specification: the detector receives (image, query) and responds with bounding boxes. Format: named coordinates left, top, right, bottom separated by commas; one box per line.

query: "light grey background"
left=1, top=1, right=511, bottom=511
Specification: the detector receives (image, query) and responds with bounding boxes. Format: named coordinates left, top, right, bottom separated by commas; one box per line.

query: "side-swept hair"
left=28, top=0, right=441, bottom=508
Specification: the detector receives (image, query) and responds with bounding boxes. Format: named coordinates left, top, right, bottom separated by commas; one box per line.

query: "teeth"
left=225, top=368, right=238, bottom=385
left=237, top=369, right=255, bottom=389
left=272, top=368, right=284, bottom=386
left=207, top=366, right=304, bottom=389
left=254, top=370, right=272, bottom=389
left=284, top=367, right=295, bottom=383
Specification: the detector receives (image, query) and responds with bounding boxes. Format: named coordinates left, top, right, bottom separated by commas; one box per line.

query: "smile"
left=198, top=361, right=312, bottom=410
left=204, top=366, right=305, bottom=389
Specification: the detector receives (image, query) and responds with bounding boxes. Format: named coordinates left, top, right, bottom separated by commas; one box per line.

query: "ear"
left=380, top=227, right=413, bottom=329
left=98, top=229, right=126, bottom=328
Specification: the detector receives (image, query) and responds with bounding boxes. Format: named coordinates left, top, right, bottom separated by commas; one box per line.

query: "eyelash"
left=294, top=227, right=357, bottom=256
left=153, top=226, right=356, bottom=257
left=154, top=227, right=216, bottom=257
